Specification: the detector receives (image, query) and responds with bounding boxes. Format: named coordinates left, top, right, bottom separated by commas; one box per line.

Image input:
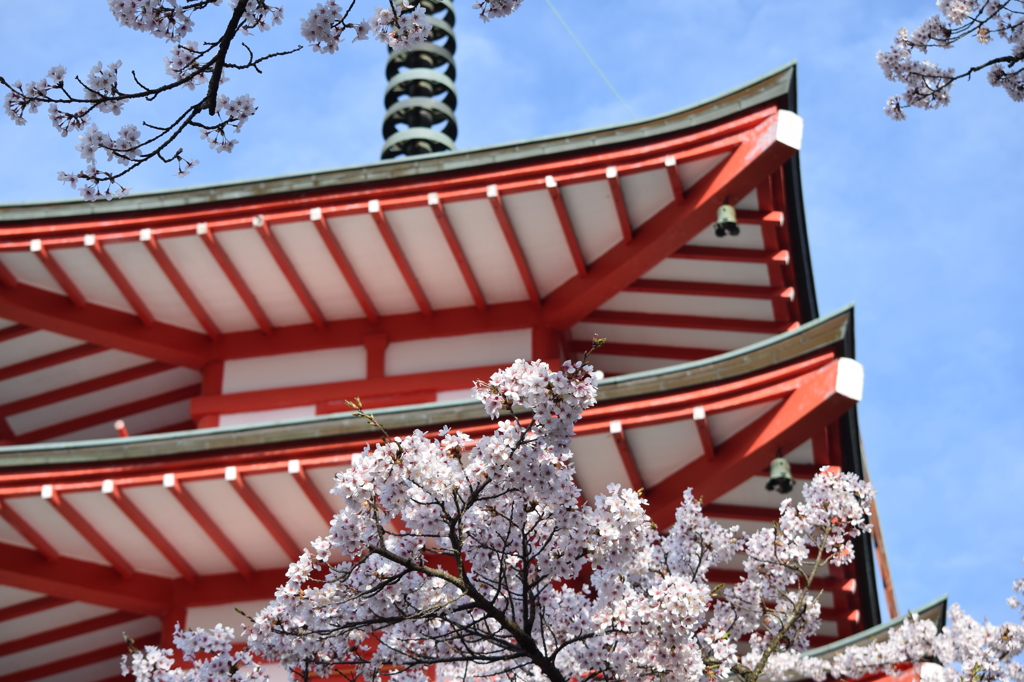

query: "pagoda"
left=0, top=60, right=917, bottom=682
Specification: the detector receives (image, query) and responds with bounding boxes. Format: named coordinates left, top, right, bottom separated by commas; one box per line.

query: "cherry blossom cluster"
left=301, top=2, right=433, bottom=54
left=122, top=623, right=267, bottom=682
left=473, top=0, right=526, bottom=22
left=879, top=1, right=1024, bottom=119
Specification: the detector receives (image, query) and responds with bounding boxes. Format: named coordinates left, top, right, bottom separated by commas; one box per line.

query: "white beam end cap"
left=544, top=175, right=558, bottom=189
left=101, top=479, right=115, bottom=495
left=777, top=110, right=804, bottom=152
left=29, top=239, right=42, bottom=253
left=367, top=199, right=381, bottom=213
left=162, top=473, right=176, bottom=488
left=288, top=459, right=301, bottom=475
left=40, top=484, right=54, bottom=499
left=309, top=207, right=322, bottom=222
left=693, top=405, right=706, bottom=421
left=427, top=192, right=440, bottom=206
left=836, top=358, right=864, bottom=403
left=609, top=419, right=623, bottom=434
left=83, top=234, right=96, bottom=247
left=225, top=465, right=238, bottom=482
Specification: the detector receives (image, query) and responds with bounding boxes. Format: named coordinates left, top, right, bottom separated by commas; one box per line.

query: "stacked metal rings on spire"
left=381, top=0, right=457, bottom=159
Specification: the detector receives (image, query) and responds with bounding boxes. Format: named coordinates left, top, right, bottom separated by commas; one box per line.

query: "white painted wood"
left=385, top=206, right=475, bottom=310
left=104, top=241, right=204, bottom=332
left=269, top=221, right=364, bottom=321
left=707, top=400, right=782, bottom=446
left=0, top=251, right=62, bottom=294
left=588, top=354, right=683, bottom=375
left=49, top=247, right=132, bottom=313
left=185, top=478, right=288, bottom=569
left=572, top=321, right=769, bottom=353
left=219, top=405, right=317, bottom=427
left=3, top=496, right=108, bottom=566
left=0, top=585, right=42, bottom=610
left=0, top=330, right=84, bottom=370
left=644, top=258, right=771, bottom=287
left=837, top=357, right=865, bottom=402
left=385, top=329, right=531, bottom=377
left=187, top=600, right=270, bottom=639
left=223, top=347, right=367, bottom=394
left=598, top=290, right=776, bottom=321
left=500, top=190, right=575, bottom=296
left=619, top=167, right=672, bottom=228
left=559, top=180, right=621, bottom=265
left=328, top=214, right=420, bottom=316
left=686, top=222, right=765, bottom=250
left=440, top=198, right=528, bottom=304
left=571, top=433, right=633, bottom=500
left=628, top=419, right=705, bottom=487
left=246, top=472, right=330, bottom=547
left=52, top=398, right=192, bottom=443
left=0, top=601, right=113, bottom=643
left=0, top=350, right=151, bottom=405
left=677, top=152, right=730, bottom=192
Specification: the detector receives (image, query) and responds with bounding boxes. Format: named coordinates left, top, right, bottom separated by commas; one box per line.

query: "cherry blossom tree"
left=879, top=1, right=1024, bottom=120
left=122, top=352, right=879, bottom=682
left=0, top=0, right=523, bottom=200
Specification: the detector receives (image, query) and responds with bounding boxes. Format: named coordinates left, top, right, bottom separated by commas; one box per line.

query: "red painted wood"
left=143, top=236, right=221, bottom=339
left=693, top=407, right=715, bottom=457
left=606, top=168, right=633, bottom=244
left=541, top=110, right=796, bottom=330
left=88, top=240, right=155, bottom=326
left=0, top=498, right=59, bottom=561
left=48, top=490, right=135, bottom=578
left=0, top=324, right=33, bottom=344
left=364, top=332, right=387, bottom=379
left=311, top=212, right=379, bottom=322
left=0, top=596, right=69, bottom=623
left=0, top=633, right=160, bottom=682
left=546, top=178, right=587, bottom=276
left=0, top=343, right=103, bottom=382
left=368, top=205, right=432, bottom=318
left=13, top=384, right=201, bottom=444
left=429, top=196, right=486, bottom=311
left=199, top=229, right=274, bottom=335
left=168, top=480, right=253, bottom=578
left=0, top=610, right=137, bottom=657
left=665, top=156, right=684, bottom=204
left=582, top=309, right=789, bottom=335
left=0, top=361, right=171, bottom=417
left=290, top=462, right=335, bottom=523
left=202, top=360, right=223, bottom=396
left=109, top=484, right=197, bottom=582
left=672, top=246, right=790, bottom=265
left=0, top=260, right=17, bottom=288
left=609, top=422, right=644, bottom=490
left=628, top=279, right=795, bottom=301
left=0, top=282, right=208, bottom=369
left=230, top=473, right=301, bottom=559
left=569, top=339, right=719, bottom=361
left=33, top=245, right=86, bottom=308
left=255, top=218, right=326, bottom=329
left=487, top=187, right=540, bottom=305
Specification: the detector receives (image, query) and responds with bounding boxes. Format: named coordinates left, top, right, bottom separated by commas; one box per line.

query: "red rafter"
left=167, top=477, right=253, bottom=578
left=0, top=343, right=103, bottom=383
left=86, top=237, right=154, bottom=326
left=605, top=167, right=633, bottom=244
left=0, top=610, right=137, bottom=657
left=672, top=246, right=790, bottom=265
left=197, top=224, right=274, bottom=335
left=13, top=384, right=200, bottom=444
left=487, top=185, right=540, bottom=305
left=664, top=155, right=684, bottom=203
left=107, top=483, right=197, bottom=582
left=609, top=420, right=644, bottom=490
left=228, top=469, right=301, bottom=559
left=0, top=260, right=17, bottom=288
left=368, top=202, right=432, bottom=318
left=582, top=310, right=788, bottom=335
left=0, top=498, right=59, bottom=561
left=253, top=216, right=326, bottom=329
left=141, top=231, right=221, bottom=339
left=311, top=208, right=379, bottom=322
left=0, top=633, right=160, bottom=682
left=628, top=279, right=795, bottom=301
left=0, top=361, right=171, bottom=417
left=545, top=176, right=587, bottom=276
left=30, top=242, right=86, bottom=308
left=289, top=460, right=335, bottom=523
left=46, top=489, right=135, bottom=578
left=0, top=595, right=69, bottom=623
left=0, top=324, right=33, bottom=343
left=428, top=194, right=486, bottom=311
left=693, top=405, right=715, bottom=457
left=569, top=339, right=719, bottom=361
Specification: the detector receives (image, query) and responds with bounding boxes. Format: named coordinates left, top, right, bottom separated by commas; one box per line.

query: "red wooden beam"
left=569, top=339, right=719, bottom=361
left=0, top=498, right=59, bottom=561
left=253, top=215, right=326, bottom=329
left=310, top=207, right=379, bottom=322
left=605, top=167, right=633, bottom=244
left=664, top=155, right=684, bottom=204
left=85, top=235, right=154, bottom=326
left=227, top=467, right=301, bottom=559
left=43, top=487, right=135, bottom=578
left=0, top=633, right=160, bottom=682
left=628, top=279, right=795, bottom=302
left=545, top=176, right=587, bottom=276
left=0, top=323, right=33, bottom=343
left=13, top=384, right=201, bottom=444
left=0, top=595, right=69, bottom=623
left=645, top=358, right=862, bottom=528
left=0, top=343, right=103, bottom=383
left=672, top=246, right=791, bottom=265
left=541, top=109, right=801, bottom=330
left=0, top=610, right=137, bottom=657
left=428, top=193, right=486, bottom=311
left=582, top=310, right=790, bottom=335
left=0, top=361, right=171, bottom=417
left=487, top=184, right=540, bottom=305
left=609, top=420, right=644, bottom=490
left=29, top=240, right=86, bottom=308
left=0, top=259, right=17, bottom=288
left=105, top=481, right=197, bottom=582
left=197, top=223, right=274, bottom=335
left=0, top=282, right=209, bottom=369
left=166, top=475, right=253, bottom=578
left=367, top=201, right=432, bottom=318
left=289, top=459, right=335, bottom=524
left=693, top=405, right=715, bottom=457
left=140, top=229, right=221, bottom=339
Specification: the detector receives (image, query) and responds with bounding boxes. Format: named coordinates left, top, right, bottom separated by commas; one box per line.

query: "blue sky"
left=1, top=1, right=1021, bottom=628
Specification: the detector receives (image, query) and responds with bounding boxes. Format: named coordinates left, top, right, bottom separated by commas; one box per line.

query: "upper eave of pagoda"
left=0, top=63, right=799, bottom=226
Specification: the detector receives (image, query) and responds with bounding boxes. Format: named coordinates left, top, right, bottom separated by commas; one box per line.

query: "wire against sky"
left=542, top=0, right=637, bottom=119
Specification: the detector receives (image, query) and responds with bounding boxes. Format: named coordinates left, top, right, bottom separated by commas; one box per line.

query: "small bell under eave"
left=765, top=453, right=794, bottom=493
